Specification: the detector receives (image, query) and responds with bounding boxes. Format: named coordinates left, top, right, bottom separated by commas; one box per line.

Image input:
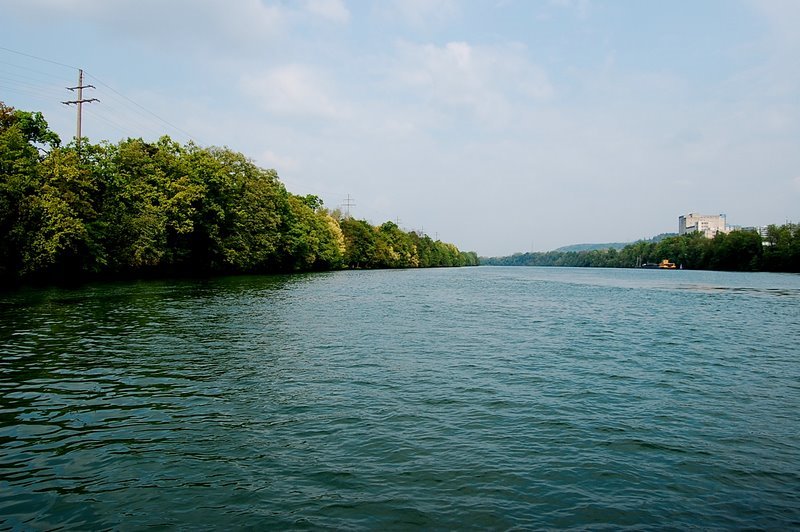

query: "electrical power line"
left=82, top=106, right=165, bottom=140
left=0, top=45, right=76, bottom=70
left=0, top=45, right=203, bottom=145
left=0, top=79, right=63, bottom=100
left=0, top=59, right=71, bottom=83
left=83, top=72, right=202, bottom=144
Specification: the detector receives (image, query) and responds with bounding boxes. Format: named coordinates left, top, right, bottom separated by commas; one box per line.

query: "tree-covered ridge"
left=484, top=228, right=800, bottom=272
left=0, top=102, right=478, bottom=285
left=553, top=233, right=677, bottom=252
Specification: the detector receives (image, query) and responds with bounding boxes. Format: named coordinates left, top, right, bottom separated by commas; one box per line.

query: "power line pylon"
left=343, top=194, right=356, bottom=219
left=62, top=68, right=98, bottom=149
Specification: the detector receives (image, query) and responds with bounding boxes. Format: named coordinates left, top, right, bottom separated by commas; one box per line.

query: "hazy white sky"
left=3, top=0, right=799, bottom=255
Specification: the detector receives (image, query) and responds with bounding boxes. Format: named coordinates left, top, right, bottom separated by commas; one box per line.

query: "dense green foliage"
left=484, top=227, right=800, bottom=272
left=0, top=103, right=477, bottom=285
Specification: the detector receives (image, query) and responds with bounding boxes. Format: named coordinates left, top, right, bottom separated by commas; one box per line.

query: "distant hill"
left=554, top=233, right=677, bottom=253
left=555, top=242, right=629, bottom=252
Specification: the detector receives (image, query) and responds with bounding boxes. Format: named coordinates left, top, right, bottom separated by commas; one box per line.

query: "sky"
left=2, top=0, right=799, bottom=256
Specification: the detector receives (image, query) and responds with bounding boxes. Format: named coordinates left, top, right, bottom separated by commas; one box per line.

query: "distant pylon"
left=343, top=194, right=356, bottom=218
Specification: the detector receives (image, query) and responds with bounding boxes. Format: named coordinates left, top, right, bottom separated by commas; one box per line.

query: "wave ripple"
left=2, top=269, right=799, bottom=529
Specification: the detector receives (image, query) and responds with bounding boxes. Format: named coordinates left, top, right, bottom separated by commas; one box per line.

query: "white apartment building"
left=678, top=213, right=731, bottom=238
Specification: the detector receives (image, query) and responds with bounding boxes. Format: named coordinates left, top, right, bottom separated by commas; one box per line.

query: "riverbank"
left=482, top=225, right=799, bottom=272
left=0, top=102, right=477, bottom=287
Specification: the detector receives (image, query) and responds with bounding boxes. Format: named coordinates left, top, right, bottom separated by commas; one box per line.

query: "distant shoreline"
left=481, top=226, right=799, bottom=273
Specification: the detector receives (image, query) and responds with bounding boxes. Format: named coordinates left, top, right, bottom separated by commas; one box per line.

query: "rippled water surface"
left=2, top=267, right=799, bottom=529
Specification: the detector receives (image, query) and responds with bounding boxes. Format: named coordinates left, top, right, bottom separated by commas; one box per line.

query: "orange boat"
left=658, top=259, right=677, bottom=269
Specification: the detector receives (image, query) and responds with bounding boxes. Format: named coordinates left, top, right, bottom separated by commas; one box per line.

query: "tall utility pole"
left=62, top=69, right=98, bottom=149
left=343, top=194, right=356, bottom=219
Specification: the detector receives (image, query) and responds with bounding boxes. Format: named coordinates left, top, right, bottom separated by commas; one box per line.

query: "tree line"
left=484, top=226, right=800, bottom=272
left=0, top=103, right=478, bottom=285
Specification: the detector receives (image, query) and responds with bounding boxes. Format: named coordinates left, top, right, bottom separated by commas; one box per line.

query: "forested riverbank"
left=483, top=226, right=800, bottom=272
left=0, top=103, right=478, bottom=286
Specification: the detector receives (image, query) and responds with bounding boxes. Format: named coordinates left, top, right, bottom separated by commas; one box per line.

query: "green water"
left=1, top=267, right=799, bottom=529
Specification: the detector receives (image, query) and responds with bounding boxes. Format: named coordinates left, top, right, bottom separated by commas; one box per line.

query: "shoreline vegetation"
left=0, top=103, right=478, bottom=288
left=483, top=226, right=800, bottom=272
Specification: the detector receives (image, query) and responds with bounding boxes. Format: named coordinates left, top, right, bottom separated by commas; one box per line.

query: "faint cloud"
left=747, top=0, right=800, bottom=45
left=394, top=41, right=553, bottom=126
left=240, top=65, right=347, bottom=119
left=745, top=0, right=800, bottom=97
left=259, top=149, right=298, bottom=172
left=301, top=0, right=350, bottom=24
left=548, top=0, right=591, bottom=19
left=383, top=0, right=459, bottom=28
left=4, top=0, right=93, bottom=10
left=5, top=0, right=288, bottom=54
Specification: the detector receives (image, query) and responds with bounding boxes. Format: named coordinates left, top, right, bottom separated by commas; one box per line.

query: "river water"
left=1, top=267, right=799, bottom=529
